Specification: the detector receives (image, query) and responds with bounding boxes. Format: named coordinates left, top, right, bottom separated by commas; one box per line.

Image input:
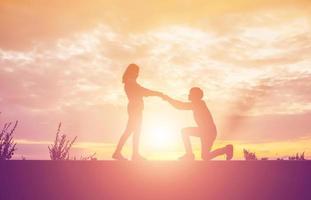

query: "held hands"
left=159, top=93, right=170, bottom=101
left=154, top=91, right=170, bottom=101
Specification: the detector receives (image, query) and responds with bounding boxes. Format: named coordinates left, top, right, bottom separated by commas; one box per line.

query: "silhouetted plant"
left=0, top=120, right=18, bottom=160
left=243, top=149, right=257, bottom=160
left=48, top=123, right=77, bottom=160
left=288, top=152, right=305, bottom=160
left=80, top=152, right=97, bottom=161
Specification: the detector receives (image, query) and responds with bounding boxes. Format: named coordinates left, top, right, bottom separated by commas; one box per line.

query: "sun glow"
left=141, top=121, right=183, bottom=160
left=148, top=126, right=176, bottom=149
left=142, top=114, right=182, bottom=153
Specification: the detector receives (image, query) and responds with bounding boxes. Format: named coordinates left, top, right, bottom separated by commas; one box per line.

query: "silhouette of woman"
left=113, top=64, right=162, bottom=160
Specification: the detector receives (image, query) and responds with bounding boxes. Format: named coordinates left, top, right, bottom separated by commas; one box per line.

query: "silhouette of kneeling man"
left=162, top=87, right=233, bottom=161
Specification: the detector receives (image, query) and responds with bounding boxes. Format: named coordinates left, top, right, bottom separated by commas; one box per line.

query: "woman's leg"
left=132, top=112, right=143, bottom=159
left=113, top=115, right=134, bottom=158
left=132, top=126, right=141, bottom=157
left=114, top=126, right=132, bottom=155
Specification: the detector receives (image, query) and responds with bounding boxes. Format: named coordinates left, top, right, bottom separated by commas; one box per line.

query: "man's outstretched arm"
left=162, top=95, right=192, bottom=110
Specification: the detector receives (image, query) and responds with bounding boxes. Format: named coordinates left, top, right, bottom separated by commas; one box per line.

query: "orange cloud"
left=1, top=1, right=310, bottom=159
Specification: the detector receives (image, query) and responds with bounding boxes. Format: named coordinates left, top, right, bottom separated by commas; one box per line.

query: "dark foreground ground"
left=1, top=161, right=311, bottom=200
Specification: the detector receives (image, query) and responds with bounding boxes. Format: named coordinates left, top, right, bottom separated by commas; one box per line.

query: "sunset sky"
left=0, top=0, right=310, bottom=160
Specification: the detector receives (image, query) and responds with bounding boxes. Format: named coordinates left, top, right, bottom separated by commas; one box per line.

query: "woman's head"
left=122, top=63, right=139, bottom=83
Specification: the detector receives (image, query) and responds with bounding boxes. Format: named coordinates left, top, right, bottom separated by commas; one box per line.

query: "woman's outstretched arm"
left=139, top=85, right=162, bottom=97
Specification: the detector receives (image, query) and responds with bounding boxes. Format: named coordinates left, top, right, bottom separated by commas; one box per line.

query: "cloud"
left=0, top=2, right=310, bottom=161
left=1, top=0, right=311, bottom=49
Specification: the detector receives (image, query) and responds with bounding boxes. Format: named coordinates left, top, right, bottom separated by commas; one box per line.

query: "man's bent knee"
left=181, top=128, right=189, bottom=136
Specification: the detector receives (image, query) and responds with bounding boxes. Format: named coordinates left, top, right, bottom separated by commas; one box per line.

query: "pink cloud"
left=0, top=2, right=311, bottom=159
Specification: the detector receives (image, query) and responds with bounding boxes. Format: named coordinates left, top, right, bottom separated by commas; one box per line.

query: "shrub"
left=288, top=152, right=305, bottom=161
left=48, top=123, right=77, bottom=160
left=243, top=149, right=257, bottom=160
left=79, top=152, right=97, bottom=161
left=0, top=121, right=18, bottom=160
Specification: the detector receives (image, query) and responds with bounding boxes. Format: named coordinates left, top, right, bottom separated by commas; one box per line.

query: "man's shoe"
left=226, top=144, right=234, bottom=160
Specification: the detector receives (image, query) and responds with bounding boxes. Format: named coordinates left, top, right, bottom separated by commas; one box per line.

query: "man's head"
left=188, top=87, right=204, bottom=101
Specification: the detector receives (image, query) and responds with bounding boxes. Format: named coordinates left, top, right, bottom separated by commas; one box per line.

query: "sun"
left=148, top=126, right=175, bottom=149
left=142, top=117, right=181, bottom=152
